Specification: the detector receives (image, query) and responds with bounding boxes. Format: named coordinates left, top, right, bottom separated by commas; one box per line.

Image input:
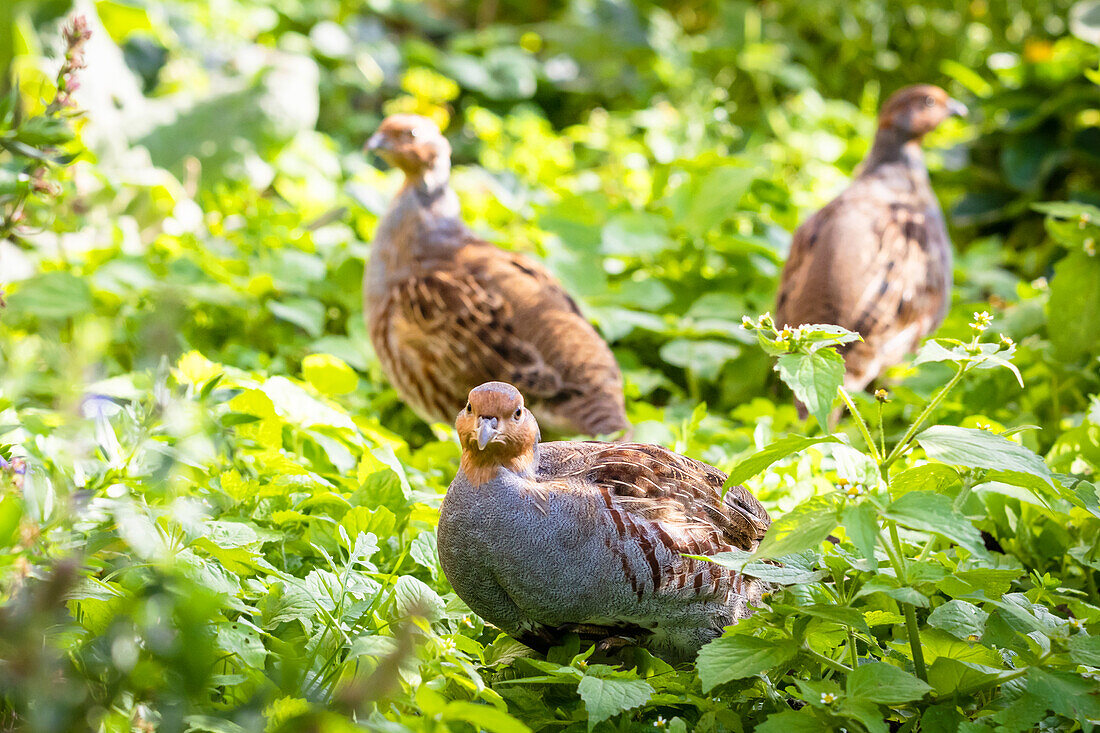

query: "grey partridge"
left=437, top=382, right=770, bottom=662
left=363, top=115, right=628, bottom=436
left=776, top=85, right=967, bottom=394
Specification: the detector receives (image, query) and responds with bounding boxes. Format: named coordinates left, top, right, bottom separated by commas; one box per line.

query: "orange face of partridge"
left=455, top=382, right=540, bottom=488
left=878, top=84, right=967, bottom=139
left=365, top=114, right=451, bottom=176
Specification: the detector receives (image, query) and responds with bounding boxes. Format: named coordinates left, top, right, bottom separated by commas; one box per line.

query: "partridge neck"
left=863, top=126, right=926, bottom=174
left=460, top=443, right=540, bottom=489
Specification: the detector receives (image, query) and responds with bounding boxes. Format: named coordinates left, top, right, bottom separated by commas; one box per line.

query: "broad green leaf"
left=884, top=490, right=985, bottom=554
left=754, top=710, right=826, bottom=733
left=696, top=635, right=798, bottom=691
left=841, top=502, right=879, bottom=560
left=443, top=701, right=533, bottom=733
left=724, top=435, right=839, bottom=488
left=798, top=604, right=871, bottom=633
left=391, top=575, right=445, bottom=622
left=577, top=676, right=653, bottom=729
left=7, top=271, right=93, bottom=320
left=216, top=622, right=267, bottom=668
left=775, top=349, right=845, bottom=429
left=659, top=338, right=741, bottom=380
left=1025, top=667, right=1100, bottom=722
left=846, top=662, right=932, bottom=704
left=889, top=464, right=960, bottom=498
left=267, top=297, right=326, bottom=337
left=753, top=498, right=839, bottom=560
left=928, top=600, right=989, bottom=640
left=302, top=353, right=358, bottom=395
left=1067, top=634, right=1100, bottom=666
left=916, top=426, right=1052, bottom=485
left=1048, top=247, right=1100, bottom=362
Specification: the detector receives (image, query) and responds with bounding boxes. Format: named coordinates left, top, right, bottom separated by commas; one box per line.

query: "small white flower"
left=820, top=692, right=838, bottom=705
left=654, top=716, right=668, bottom=728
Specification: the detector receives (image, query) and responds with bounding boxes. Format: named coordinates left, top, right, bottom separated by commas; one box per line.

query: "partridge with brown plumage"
left=363, top=115, right=628, bottom=436
left=776, top=85, right=967, bottom=394
left=437, top=381, right=770, bottom=662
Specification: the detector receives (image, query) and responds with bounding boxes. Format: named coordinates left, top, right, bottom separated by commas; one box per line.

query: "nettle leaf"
left=391, top=575, right=445, bottom=622
left=1048, top=248, right=1100, bottom=362
left=884, top=491, right=985, bottom=555
left=410, top=531, right=439, bottom=579
left=846, top=662, right=932, bottom=705
left=753, top=497, right=839, bottom=560
left=1067, top=634, right=1100, bottom=666
left=696, top=635, right=799, bottom=691
left=755, top=710, right=825, bottom=733
left=724, top=435, right=839, bottom=488
left=889, top=464, right=960, bottom=497
left=928, top=600, right=989, bottom=640
left=1025, top=667, right=1100, bottom=722
left=841, top=502, right=879, bottom=561
left=775, top=349, right=845, bottom=428
left=577, top=675, right=653, bottom=730
left=916, top=426, right=1053, bottom=485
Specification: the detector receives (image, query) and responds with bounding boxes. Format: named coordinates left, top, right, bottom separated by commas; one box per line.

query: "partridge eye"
left=409, top=128, right=420, bottom=138
left=924, top=95, right=936, bottom=107
left=465, top=403, right=472, bottom=413
left=513, top=408, right=523, bottom=420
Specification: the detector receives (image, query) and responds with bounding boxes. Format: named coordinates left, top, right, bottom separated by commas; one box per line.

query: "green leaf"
left=841, top=502, right=879, bottom=560
left=302, top=353, right=358, bottom=395
left=696, top=635, right=798, bottom=691
left=916, top=426, right=1052, bottom=485
left=753, top=498, right=839, bottom=560
left=577, top=676, right=653, bottom=730
left=755, top=710, right=827, bottom=733
left=846, top=662, right=932, bottom=704
left=884, top=491, right=985, bottom=554
left=724, top=435, right=839, bottom=488
left=1067, top=634, right=1100, bottom=666
left=391, top=575, right=445, bottom=622
left=443, top=702, right=533, bottom=733
left=7, top=272, right=93, bottom=320
left=659, top=338, right=741, bottom=380
left=775, top=349, right=845, bottom=429
left=1025, top=667, right=1100, bottom=722
left=928, top=600, right=989, bottom=640
left=267, top=298, right=326, bottom=337
left=1047, top=248, right=1100, bottom=361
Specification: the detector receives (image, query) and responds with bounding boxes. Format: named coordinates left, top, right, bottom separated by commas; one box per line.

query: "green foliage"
left=1, top=1, right=1099, bottom=732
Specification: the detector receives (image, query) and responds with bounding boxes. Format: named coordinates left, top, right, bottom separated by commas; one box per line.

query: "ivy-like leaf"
left=696, top=635, right=799, bottom=691
left=775, top=349, right=845, bottom=428
left=577, top=675, right=653, bottom=730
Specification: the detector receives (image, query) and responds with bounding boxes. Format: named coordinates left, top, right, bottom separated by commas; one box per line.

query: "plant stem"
left=838, top=386, right=882, bottom=463
left=882, top=364, right=969, bottom=470
left=903, top=603, right=928, bottom=681
left=804, top=646, right=853, bottom=675
left=846, top=628, right=859, bottom=670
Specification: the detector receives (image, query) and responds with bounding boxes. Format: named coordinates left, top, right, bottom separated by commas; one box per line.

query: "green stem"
left=838, top=386, right=882, bottom=464
left=903, top=603, right=928, bottom=681
left=804, top=646, right=853, bottom=675
left=882, top=364, right=969, bottom=470
left=846, top=628, right=860, bottom=671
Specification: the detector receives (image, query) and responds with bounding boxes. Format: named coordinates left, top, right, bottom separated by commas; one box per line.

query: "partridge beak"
left=477, top=417, right=500, bottom=451
left=947, top=98, right=968, bottom=118
left=365, top=132, right=387, bottom=152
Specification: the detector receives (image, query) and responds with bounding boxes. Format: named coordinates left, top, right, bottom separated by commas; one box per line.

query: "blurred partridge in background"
left=364, top=115, right=629, bottom=436
left=776, top=84, right=967, bottom=395
left=437, top=382, right=770, bottom=662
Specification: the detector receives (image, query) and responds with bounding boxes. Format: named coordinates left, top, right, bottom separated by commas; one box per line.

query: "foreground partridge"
left=437, top=382, right=770, bottom=662
left=363, top=115, right=628, bottom=436
left=776, top=85, right=967, bottom=393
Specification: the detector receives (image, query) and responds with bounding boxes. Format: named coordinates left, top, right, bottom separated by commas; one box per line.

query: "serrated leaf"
left=917, top=426, right=1052, bottom=485
left=846, top=662, right=932, bottom=704
left=884, top=490, right=985, bottom=555
left=753, top=498, right=839, bottom=560
left=1067, top=634, right=1100, bottom=667
left=724, top=435, right=839, bottom=488
left=842, top=502, right=879, bottom=560
left=577, top=676, right=653, bottom=729
left=775, top=349, right=845, bottom=429
left=928, top=600, right=989, bottom=640
left=696, top=635, right=798, bottom=691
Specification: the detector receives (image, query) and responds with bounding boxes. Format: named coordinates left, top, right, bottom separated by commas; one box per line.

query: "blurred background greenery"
left=0, top=0, right=1099, bottom=731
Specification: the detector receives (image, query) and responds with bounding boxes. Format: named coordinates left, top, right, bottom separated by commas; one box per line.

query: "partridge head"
left=877, top=84, right=968, bottom=141
left=365, top=114, right=451, bottom=178
left=455, top=382, right=539, bottom=486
